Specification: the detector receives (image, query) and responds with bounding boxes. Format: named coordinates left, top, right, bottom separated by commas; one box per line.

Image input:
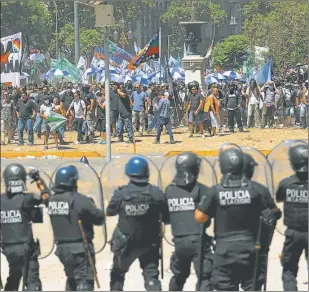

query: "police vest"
left=0, top=193, right=32, bottom=244
left=48, top=192, right=82, bottom=243
left=214, top=183, right=263, bottom=239
left=166, top=183, right=200, bottom=237
left=283, top=181, right=308, bottom=232
left=117, top=185, right=159, bottom=244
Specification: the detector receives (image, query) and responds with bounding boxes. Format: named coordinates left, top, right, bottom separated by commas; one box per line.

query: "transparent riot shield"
left=268, top=139, right=308, bottom=235
left=100, top=155, right=160, bottom=243
left=160, top=155, right=217, bottom=246
left=0, top=167, right=54, bottom=259
left=51, top=162, right=107, bottom=254
left=212, top=144, right=273, bottom=190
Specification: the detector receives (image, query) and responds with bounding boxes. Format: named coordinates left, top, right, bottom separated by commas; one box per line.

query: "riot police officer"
left=276, top=143, right=308, bottom=291
left=48, top=165, right=105, bottom=291
left=243, top=153, right=282, bottom=290
left=194, top=146, right=269, bottom=291
left=166, top=152, right=213, bottom=291
left=106, top=156, right=168, bottom=291
left=1, top=163, right=49, bottom=291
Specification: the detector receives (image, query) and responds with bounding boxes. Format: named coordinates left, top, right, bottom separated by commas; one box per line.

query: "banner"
left=0, top=32, right=22, bottom=86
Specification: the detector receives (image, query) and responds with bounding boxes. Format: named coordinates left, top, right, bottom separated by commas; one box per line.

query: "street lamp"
left=167, top=34, right=176, bottom=60
left=52, top=0, right=58, bottom=58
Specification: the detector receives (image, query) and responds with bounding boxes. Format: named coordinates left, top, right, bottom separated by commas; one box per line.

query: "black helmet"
left=125, top=156, right=149, bottom=183
left=3, top=163, right=27, bottom=193
left=54, top=166, right=79, bottom=190
left=80, top=156, right=89, bottom=165
left=192, top=81, right=199, bottom=89
left=174, top=152, right=201, bottom=186
left=187, top=82, right=195, bottom=91
left=289, top=143, right=308, bottom=173
left=243, top=153, right=258, bottom=179
left=219, top=146, right=244, bottom=176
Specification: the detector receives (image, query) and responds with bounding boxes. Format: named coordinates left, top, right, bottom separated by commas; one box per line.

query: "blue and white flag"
left=251, top=58, right=272, bottom=85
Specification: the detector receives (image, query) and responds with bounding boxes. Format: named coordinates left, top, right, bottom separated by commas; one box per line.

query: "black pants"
left=281, top=229, right=308, bottom=291
left=212, top=238, right=255, bottom=291
left=169, top=235, right=213, bottom=291
left=2, top=242, right=42, bottom=291
left=55, top=243, right=95, bottom=291
left=110, top=245, right=161, bottom=291
left=228, top=109, right=243, bottom=131
left=73, top=118, right=84, bottom=142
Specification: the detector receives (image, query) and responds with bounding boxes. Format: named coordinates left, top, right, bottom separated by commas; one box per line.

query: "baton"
left=252, top=216, right=263, bottom=291
left=159, top=215, right=164, bottom=279
left=78, top=220, right=100, bottom=289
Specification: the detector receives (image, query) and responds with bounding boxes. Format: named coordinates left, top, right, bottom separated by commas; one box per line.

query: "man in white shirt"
left=66, top=91, right=86, bottom=144
left=246, top=78, right=261, bottom=128
left=40, top=96, right=55, bottom=149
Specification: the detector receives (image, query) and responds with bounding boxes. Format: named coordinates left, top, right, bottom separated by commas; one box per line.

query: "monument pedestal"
left=182, top=55, right=206, bottom=87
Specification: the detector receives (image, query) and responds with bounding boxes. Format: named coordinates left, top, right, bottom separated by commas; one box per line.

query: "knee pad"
left=76, top=281, right=93, bottom=291
left=26, top=282, right=42, bottom=291
left=145, top=279, right=161, bottom=291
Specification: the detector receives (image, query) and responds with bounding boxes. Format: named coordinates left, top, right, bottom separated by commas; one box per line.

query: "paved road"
left=0, top=157, right=308, bottom=291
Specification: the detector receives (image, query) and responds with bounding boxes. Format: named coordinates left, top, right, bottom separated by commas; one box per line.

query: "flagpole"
left=159, top=27, right=162, bottom=82
left=104, top=27, right=111, bottom=162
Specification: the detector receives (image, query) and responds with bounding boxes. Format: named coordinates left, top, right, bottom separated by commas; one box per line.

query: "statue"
left=185, top=32, right=200, bottom=55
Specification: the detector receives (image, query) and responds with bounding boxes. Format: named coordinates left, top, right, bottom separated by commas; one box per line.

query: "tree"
left=242, top=0, right=308, bottom=71
left=212, top=34, right=249, bottom=70
left=1, top=0, right=52, bottom=51
left=160, top=0, right=227, bottom=56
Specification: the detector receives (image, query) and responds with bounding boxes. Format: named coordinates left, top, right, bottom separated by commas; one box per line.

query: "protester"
left=131, top=83, right=148, bottom=136
left=66, top=90, right=86, bottom=144
left=15, top=92, right=37, bottom=146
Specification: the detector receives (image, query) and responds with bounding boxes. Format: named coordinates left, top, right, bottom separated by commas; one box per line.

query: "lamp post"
left=74, top=0, right=80, bottom=64
left=167, top=34, right=176, bottom=60
left=53, top=0, right=58, bottom=58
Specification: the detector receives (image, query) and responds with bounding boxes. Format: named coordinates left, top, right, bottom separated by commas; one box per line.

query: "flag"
left=205, top=41, right=214, bottom=59
left=134, top=41, right=141, bottom=54
left=12, top=39, right=21, bottom=53
left=128, top=31, right=159, bottom=70
left=252, top=58, right=273, bottom=85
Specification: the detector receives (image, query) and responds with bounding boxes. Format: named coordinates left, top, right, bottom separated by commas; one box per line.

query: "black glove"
left=29, top=169, right=40, bottom=182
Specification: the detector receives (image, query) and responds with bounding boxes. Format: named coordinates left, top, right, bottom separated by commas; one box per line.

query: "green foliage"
left=212, top=34, right=249, bottom=69
left=243, top=0, right=308, bottom=70
left=1, top=0, right=52, bottom=51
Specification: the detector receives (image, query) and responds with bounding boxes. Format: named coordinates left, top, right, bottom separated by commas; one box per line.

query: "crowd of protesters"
left=0, top=77, right=307, bottom=147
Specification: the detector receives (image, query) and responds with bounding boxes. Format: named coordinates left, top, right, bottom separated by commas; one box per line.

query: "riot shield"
left=212, top=144, right=272, bottom=190
left=160, top=154, right=217, bottom=246
left=268, top=139, right=308, bottom=235
left=0, top=167, right=54, bottom=259
left=50, top=162, right=107, bottom=254
left=100, top=155, right=160, bottom=243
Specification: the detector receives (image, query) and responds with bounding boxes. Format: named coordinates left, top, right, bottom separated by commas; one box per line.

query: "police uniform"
left=1, top=164, right=47, bottom=291
left=165, top=152, right=213, bottom=291
left=106, top=157, right=168, bottom=291
left=195, top=148, right=269, bottom=291
left=167, top=183, right=213, bottom=291
left=243, top=153, right=282, bottom=290
left=49, top=166, right=105, bottom=291
left=275, top=144, right=308, bottom=291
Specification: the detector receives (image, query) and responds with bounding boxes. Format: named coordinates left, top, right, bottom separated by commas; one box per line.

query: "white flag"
left=134, top=41, right=141, bottom=54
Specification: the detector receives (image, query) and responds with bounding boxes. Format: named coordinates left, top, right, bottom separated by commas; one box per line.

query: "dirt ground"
left=1, top=127, right=308, bottom=155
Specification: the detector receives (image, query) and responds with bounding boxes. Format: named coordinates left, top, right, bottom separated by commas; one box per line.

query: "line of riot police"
left=0, top=139, right=307, bottom=291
